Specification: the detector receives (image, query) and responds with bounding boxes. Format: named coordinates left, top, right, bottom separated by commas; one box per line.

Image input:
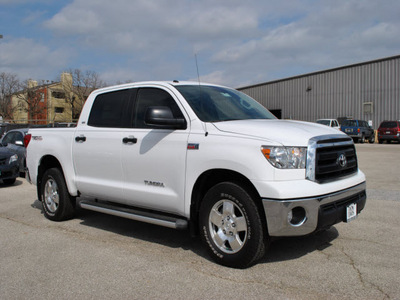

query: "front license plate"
left=346, top=203, right=357, bottom=222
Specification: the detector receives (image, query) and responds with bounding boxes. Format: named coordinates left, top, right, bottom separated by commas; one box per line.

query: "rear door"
left=121, top=86, right=189, bottom=215
left=72, top=88, right=133, bottom=202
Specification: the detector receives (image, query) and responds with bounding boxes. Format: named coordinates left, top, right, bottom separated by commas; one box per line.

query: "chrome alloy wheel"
left=208, top=199, right=248, bottom=254
left=44, top=178, right=59, bottom=213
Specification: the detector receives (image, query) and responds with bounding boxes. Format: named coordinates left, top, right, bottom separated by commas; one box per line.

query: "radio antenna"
left=195, top=53, right=201, bottom=84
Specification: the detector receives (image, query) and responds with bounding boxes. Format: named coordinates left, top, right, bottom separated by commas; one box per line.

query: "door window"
left=133, top=88, right=184, bottom=128
left=88, top=89, right=131, bottom=128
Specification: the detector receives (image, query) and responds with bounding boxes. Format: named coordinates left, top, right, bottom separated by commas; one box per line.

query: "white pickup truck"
left=26, top=81, right=366, bottom=268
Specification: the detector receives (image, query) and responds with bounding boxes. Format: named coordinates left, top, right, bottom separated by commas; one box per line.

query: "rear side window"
left=88, top=89, right=131, bottom=128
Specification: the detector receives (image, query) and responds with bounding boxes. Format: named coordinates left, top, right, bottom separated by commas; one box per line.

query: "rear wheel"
left=369, top=135, right=375, bottom=143
left=199, top=182, right=267, bottom=268
left=360, top=135, right=365, bottom=143
left=41, top=168, right=75, bottom=221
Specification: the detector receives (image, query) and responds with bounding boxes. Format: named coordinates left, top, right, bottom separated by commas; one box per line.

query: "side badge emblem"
left=187, top=143, right=199, bottom=150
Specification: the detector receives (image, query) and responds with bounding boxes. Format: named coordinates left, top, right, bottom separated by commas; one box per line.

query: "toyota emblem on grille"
left=337, top=153, right=347, bottom=168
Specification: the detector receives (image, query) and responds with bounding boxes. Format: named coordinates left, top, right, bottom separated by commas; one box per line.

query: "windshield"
left=317, top=120, right=330, bottom=126
left=175, top=85, right=276, bottom=122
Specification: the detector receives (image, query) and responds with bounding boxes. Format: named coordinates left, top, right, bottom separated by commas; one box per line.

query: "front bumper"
left=0, top=164, right=19, bottom=181
left=262, top=182, right=366, bottom=236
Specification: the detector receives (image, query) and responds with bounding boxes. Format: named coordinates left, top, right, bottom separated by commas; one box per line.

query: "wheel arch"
left=36, top=155, right=75, bottom=202
left=189, top=169, right=266, bottom=236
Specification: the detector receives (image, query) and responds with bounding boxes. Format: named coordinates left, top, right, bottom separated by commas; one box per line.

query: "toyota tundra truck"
left=25, top=81, right=366, bottom=268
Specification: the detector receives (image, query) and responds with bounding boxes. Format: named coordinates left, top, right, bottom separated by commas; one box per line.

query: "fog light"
left=288, top=207, right=307, bottom=227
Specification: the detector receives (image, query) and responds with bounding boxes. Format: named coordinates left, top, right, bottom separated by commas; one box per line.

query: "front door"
left=121, top=87, right=189, bottom=215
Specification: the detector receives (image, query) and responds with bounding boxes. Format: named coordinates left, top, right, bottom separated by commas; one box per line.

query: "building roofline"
left=237, top=54, right=400, bottom=90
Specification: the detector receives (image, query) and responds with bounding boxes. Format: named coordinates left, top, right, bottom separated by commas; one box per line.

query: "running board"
left=79, top=200, right=188, bottom=230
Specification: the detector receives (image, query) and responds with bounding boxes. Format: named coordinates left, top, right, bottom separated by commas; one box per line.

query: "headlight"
left=261, top=146, right=306, bottom=169
left=9, top=154, right=18, bottom=164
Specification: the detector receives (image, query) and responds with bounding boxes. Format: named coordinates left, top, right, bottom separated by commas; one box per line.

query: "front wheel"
left=40, top=168, right=75, bottom=221
left=199, top=182, right=267, bottom=268
left=3, top=178, right=16, bottom=185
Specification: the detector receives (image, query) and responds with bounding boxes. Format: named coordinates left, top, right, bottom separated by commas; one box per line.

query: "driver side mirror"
left=145, top=106, right=187, bottom=130
left=15, top=140, right=24, bottom=147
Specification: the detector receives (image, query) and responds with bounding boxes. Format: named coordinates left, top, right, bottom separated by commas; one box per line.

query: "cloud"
left=44, top=0, right=259, bottom=53
left=0, top=38, right=73, bottom=80
left=2, top=0, right=400, bottom=87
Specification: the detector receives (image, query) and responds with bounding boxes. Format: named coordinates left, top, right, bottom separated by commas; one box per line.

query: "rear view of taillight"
left=24, top=134, right=32, bottom=148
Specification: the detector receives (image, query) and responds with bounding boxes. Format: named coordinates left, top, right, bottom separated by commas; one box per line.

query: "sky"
left=0, top=0, right=399, bottom=88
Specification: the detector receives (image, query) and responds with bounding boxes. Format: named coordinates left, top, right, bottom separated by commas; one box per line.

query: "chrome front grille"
left=306, top=135, right=358, bottom=183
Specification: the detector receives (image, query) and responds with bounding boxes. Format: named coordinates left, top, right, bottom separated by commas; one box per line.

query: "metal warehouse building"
left=238, top=55, right=400, bottom=129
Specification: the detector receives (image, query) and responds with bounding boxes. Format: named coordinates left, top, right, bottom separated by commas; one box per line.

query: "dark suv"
left=378, top=121, right=400, bottom=144
left=340, top=119, right=375, bottom=143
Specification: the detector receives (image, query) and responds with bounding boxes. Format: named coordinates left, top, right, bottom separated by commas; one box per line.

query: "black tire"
left=378, top=139, right=383, bottom=144
left=369, top=135, right=375, bottom=144
left=3, top=178, right=16, bottom=185
left=199, top=182, right=267, bottom=268
left=40, top=168, right=75, bottom=221
left=359, top=135, right=365, bottom=144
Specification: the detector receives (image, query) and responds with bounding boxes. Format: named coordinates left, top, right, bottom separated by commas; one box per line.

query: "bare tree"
left=61, top=69, right=107, bottom=120
left=0, top=72, right=21, bottom=122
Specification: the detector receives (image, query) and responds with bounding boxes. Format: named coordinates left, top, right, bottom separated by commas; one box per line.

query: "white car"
left=316, top=119, right=341, bottom=130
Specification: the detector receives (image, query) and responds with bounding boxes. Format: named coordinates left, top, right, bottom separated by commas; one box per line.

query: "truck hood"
left=212, top=119, right=343, bottom=146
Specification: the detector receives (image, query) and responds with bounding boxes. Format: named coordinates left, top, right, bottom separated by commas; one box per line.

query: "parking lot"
left=0, top=143, right=399, bottom=299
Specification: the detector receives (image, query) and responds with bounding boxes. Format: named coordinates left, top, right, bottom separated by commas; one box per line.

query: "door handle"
left=75, top=135, right=86, bottom=142
left=123, top=136, right=137, bottom=144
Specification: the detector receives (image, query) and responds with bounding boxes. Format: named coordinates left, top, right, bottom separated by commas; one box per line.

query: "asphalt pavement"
left=0, top=143, right=399, bottom=299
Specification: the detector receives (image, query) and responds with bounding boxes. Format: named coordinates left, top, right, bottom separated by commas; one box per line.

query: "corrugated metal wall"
left=238, top=55, right=400, bottom=129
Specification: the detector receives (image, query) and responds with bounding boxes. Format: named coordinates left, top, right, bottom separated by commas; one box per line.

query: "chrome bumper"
left=262, top=182, right=366, bottom=237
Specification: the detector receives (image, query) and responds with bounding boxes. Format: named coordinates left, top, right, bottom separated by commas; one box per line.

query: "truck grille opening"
left=306, top=135, right=358, bottom=183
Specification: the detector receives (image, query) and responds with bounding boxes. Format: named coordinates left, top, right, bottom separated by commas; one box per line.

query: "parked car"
left=0, top=128, right=29, bottom=176
left=378, top=121, right=400, bottom=144
left=316, top=119, right=341, bottom=130
left=0, top=146, right=19, bottom=185
left=341, top=119, right=375, bottom=143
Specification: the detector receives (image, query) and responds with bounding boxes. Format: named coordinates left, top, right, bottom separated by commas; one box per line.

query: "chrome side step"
left=79, top=200, right=188, bottom=230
